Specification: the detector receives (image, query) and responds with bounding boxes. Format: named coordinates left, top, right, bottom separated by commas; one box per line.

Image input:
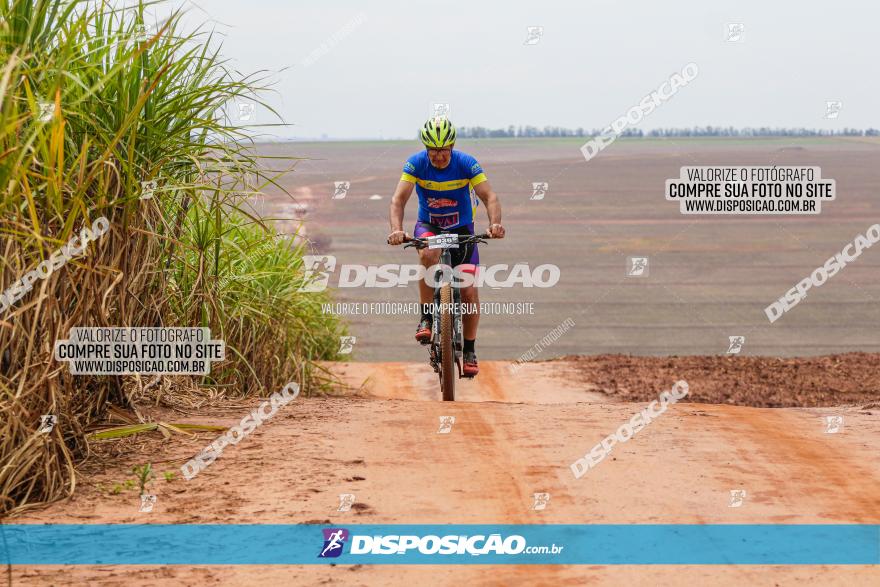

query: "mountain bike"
left=401, top=231, right=490, bottom=401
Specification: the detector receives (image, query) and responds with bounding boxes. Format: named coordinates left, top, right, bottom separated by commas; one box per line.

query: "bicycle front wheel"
left=439, top=283, right=455, bottom=401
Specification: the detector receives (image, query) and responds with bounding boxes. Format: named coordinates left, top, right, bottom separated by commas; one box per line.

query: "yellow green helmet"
left=420, top=117, right=456, bottom=148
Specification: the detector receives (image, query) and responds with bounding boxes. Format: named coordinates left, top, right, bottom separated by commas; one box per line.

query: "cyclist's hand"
left=487, top=224, right=505, bottom=239
left=387, top=230, right=409, bottom=245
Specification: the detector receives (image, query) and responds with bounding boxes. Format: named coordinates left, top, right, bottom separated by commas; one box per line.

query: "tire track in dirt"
left=332, top=360, right=605, bottom=404
left=714, top=407, right=880, bottom=522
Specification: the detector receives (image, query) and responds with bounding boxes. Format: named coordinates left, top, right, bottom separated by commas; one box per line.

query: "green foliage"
left=0, top=0, right=343, bottom=515
left=131, top=463, right=153, bottom=496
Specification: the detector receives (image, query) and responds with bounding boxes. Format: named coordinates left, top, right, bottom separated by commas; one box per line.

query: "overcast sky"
left=161, top=0, right=877, bottom=139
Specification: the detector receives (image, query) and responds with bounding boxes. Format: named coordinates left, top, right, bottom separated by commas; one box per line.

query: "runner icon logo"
left=319, top=528, right=350, bottom=558
left=726, top=336, right=745, bottom=354
left=38, top=414, right=57, bottom=434
left=431, top=103, right=450, bottom=119
left=627, top=257, right=649, bottom=277
left=338, top=494, right=355, bottom=512
left=438, top=416, right=455, bottom=434
left=532, top=493, right=550, bottom=510
left=133, top=23, right=149, bottom=42
left=824, top=101, right=842, bottom=120
left=728, top=489, right=746, bottom=508
left=299, top=255, right=336, bottom=292
left=238, top=102, right=254, bottom=121
left=139, top=494, right=157, bottom=513
left=332, top=181, right=350, bottom=200
left=38, top=101, right=54, bottom=122
left=523, top=26, right=543, bottom=45
left=530, top=182, right=549, bottom=201
left=824, top=415, right=843, bottom=434
left=339, top=336, right=356, bottom=354
left=140, top=180, right=157, bottom=200
left=726, top=23, right=744, bottom=42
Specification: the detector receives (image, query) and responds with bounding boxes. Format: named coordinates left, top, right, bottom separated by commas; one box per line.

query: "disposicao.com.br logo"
left=318, top=528, right=563, bottom=559
left=319, top=528, right=350, bottom=558
left=299, top=255, right=560, bottom=291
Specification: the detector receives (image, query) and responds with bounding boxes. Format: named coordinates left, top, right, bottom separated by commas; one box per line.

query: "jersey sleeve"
left=400, top=156, right=419, bottom=184
left=464, top=155, right=487, bottom=188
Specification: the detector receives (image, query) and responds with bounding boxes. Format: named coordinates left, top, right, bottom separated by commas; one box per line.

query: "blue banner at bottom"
left=1, top=524, right=878, bottom=565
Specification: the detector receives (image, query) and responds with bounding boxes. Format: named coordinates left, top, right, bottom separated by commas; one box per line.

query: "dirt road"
left=10, top=360, right=880, bottom=585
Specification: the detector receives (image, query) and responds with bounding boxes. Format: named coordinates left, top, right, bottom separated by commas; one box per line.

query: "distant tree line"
left=456, top=126, right=880, bottom=138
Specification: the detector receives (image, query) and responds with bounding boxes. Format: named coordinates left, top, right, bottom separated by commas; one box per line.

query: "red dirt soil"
left=559, top=353, right=880, bottom=407
left=9, top=356, right=880, bottom=586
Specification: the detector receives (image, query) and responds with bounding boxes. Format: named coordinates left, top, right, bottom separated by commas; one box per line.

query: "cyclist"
left=387, top=117, right=505, bottom=377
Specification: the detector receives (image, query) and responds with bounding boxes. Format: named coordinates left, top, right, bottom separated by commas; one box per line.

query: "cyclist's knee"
left=460, top=285, right=478, bottom=303
left=418, top=249, right=441, bottom=266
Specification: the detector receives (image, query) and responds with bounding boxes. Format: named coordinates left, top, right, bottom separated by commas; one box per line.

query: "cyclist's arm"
left=474, top=180, right=502, bottom=227
left=389, top=180, right=415, bottom=232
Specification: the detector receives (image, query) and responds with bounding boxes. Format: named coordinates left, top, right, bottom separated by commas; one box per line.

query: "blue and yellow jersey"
left=400, top=150, right=487, bottom=229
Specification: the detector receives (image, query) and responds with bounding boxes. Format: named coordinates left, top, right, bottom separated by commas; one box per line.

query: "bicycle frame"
left=401, top=231, right=489, bottom=382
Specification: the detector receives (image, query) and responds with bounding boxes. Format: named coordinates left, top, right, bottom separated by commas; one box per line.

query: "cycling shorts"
left=413, top=221, right=479, bottom=275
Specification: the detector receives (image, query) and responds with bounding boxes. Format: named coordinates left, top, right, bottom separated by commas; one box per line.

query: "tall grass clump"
left=0, top=0, right=343, bottom=516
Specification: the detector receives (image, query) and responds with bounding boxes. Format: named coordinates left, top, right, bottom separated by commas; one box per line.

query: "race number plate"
left=427, top=234, right=459, bottom=249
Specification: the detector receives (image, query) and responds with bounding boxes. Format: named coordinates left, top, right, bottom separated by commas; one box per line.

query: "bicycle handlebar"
left=395, top=233, right=491, bottom=249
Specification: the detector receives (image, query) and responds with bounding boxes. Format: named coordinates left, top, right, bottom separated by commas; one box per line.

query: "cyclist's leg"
left=414, top=222, right=441, bottom=343
left=453, top=224, right=480, bottom=376
left=461, top=282, right=480, bottom=376
left=460, top=266, right=479, bottom=352
left=456, top=224, right=480, bottom=340
left=414, top=222, right=441, bottom=306
left=461, top=285, right=478, bottom=338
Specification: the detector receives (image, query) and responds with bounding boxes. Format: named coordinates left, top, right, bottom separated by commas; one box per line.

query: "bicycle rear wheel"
left=439, top=283, right=455, bottom=401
